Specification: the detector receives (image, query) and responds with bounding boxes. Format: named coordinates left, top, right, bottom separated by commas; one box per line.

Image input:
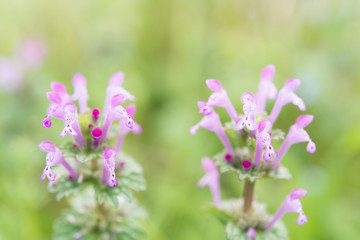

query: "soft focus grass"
left=0, top=0, right=360, bottom=239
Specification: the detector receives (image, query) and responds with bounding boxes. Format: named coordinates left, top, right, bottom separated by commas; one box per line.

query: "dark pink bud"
left=92, top=108, right=100, bottom=123
left=242, top=160, right=252, bottom=171
left=224, top=154, right=232, bottom=163
left=92, top=128, right=102, bottom=147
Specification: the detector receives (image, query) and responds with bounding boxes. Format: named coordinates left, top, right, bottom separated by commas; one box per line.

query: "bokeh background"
left=0, top=0, right=359, bottom=239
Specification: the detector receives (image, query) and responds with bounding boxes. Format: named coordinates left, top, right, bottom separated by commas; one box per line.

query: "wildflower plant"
left=40, top=72, right=146, bottom=239
left=191, top=65, right=315, bottom=239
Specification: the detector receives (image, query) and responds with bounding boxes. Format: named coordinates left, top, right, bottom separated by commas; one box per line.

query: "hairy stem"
left=243, top=179, right=255, bottom=213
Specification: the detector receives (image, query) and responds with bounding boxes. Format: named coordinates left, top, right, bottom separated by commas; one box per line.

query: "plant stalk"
left=243, top=179, right=255, bottom=213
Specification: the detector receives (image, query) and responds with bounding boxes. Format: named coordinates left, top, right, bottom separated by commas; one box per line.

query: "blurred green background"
left=0, top=0, right=359, bottom=239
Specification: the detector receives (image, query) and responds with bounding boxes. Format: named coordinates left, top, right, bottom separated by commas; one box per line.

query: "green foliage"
left=225, top=221, right=288, bottom=240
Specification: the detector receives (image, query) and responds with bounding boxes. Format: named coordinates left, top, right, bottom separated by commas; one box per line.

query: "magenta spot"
left=269, top=146, right=272, bottom=150
left=68, top=175, right=73, bottom=180
left=92, top=128, right=103, bottom=138
left=67, top=125, right=69, bottom=127
left=246, top=117, right=248, bottom=120
left=112, top=174, right=115, bottom=177
left=120, top=162, right=125, bottom=168
left=242, top=122, right=245, bottom=126
left=46, top=167, right=48, bottom=170
left=69, top=129, right=73, bottom=133
left=88, top=124, right=94, bottom=129
left=49, top=173, right=52, bottom=177
left=224, top=154, right=232, bottom=163
left=242, top=160, right=252, bottom=170
left=92, top=108, right=100, bottom=116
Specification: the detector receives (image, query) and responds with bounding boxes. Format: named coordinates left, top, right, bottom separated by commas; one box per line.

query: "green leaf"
left=117, top=153, right=146, bottom=191
left=94, top=183, right=134, bottom=207
left=207, top=205, right=234, bottom=225
left=225, top=221, right=289, bottom=240
left=48, top=177, right=86, bottom=201
left=267, top=165, right=292, bottom=180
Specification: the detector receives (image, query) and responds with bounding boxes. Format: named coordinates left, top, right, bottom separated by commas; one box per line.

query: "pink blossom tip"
left=261, top=64, right=275, bottom=82
left=39, top=141, right=56, bottom=152
left=290, top=188, right=307, bottom=200
left=109, top=72, right=124, bottom=86
left=242, top=160, right=252, bottom=171
left=51, top=82, right=67, bottom=95
left=111, top=94, right=127, bottom=108
left=104, top=148, right=117, bottom=160
left=46, top=92, right=62, bottom=104
left=202, top=157, right=217, bottom=173
left=197, top=101, right=213, bottom=115
left=241, top=92, right=255, bottom=104
left=246, top=228, right=256, bottom=239
left=205, top=79, right=223, bottom=92
left=42, top=116, right=52, bottom=128
left=296, top=115, right=314, bottom=128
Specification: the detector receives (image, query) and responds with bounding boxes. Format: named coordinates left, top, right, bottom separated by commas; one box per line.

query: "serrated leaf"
left=207, top=205, right=234, bottom=225
left=76, top=151, right=101, bottom=163
left=48, top=177, right=86, bottom=201
left=94, top=184, right=134, bottom=207
left=117, top=153, right=146, bottom=191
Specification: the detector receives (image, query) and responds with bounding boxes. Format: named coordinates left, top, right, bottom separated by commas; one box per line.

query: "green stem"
left=243, top=179, right=255, bottom=214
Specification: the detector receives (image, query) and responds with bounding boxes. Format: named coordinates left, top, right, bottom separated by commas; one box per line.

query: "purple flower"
left=102, top=148, right=118, bottom=187
left=254, top=120, right=277, bottom=166
left=60, top=103, right=85, bottom=146
left=206, top=79, right=239, bottom=122
left=255, top=64, right=277, bottom=114
left=273, top=115, right=316, bottom=166
left=190, top=101, right=234, bottom=156
left=39, top=141, right=78, bottom=181
left=72, top=73, right=89, bottom=113
left=236, top=92, right=257, bottom=131
left=246, top=228, right=256, bottom=239
left=101, top=94, right=134, bottom=143
left=269, top=79, right=305, bottom=124
left=198, top=158, right=221, bottom=207
left=267, top=188, right=309, bottom=229
left=116, top=104, right=142, bottom=151
left=103, top=72, right=136, bottom=116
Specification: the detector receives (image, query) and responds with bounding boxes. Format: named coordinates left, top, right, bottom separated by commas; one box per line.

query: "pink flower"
left=101, top=94, right=134, bottom=143
left=269, top=79, right=305, bottom=124
left=102, top=148, right=118, bottom=187
left=190, top=101, right=234, bottom=156
left=236, top=92, right=257, bottom=131
left=72, top=73, right=89, bottom=113
left=59, top=103, right=85, bottom=146
left=198, top=158, right=221, bottom=207
left=103, top=72, right=136, bottom=116
left=255, top=64, right=277, bottom=114
left=267, top=189, right=309, bottom=229
left=246, top=228, right=256, bottom=239
left=254, top=120, right=277, bottom=166
left=206, top=79, right=239, bottom=122
left=273, top=115, right=316, bottom=166
left=39, top=141, right=78, bottom=181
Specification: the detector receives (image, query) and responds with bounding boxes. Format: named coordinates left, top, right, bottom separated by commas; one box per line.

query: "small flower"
left=267, top=188, right=309, bottom=229
left=246, top=227, right=256, bottom=239
left=39, top=141, right=78, bottom=181
left=198, top=158, right=221, bottom=207
left=103, top=72, right=136, bottom=116
left=101, top=94, right=134, bottom=143
left=190, top=101, right=234, bottom=156
left=255, top=64, right=277, bottom=114
left=102, top=148, right=118, bottom=187
left=91, top=128, right=102, bottom=147
left=224, top=153, right=232, bottom=163
left=254, top=120, right=277, bottom=166
left=273, top=115, right=316, bottom=166
left=236, top=92, right=257, bottom=131
left=206, top=79, right=239, bottom=122
left=92, top=108, right=100, bottom=123
left=59, top=103, right=85, bottom=146
left=269, top=79, right=305, bottom=124
left=72, top=73, right=89, bottom=113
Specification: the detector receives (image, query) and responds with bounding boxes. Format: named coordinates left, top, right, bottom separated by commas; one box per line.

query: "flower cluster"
left=191, top=65, right=315, bottom=239
left=39, top=72, right=145, bottom=239
left=0, top=37, right=46, bottom=92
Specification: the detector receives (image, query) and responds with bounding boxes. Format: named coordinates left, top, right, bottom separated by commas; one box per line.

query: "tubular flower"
left=190, top=101, right=234, bottom=156
left=198, top=158, right=221, bottom=207
left=269, top=79, right=305, bottom=124
left=39, top=72, right=141, bottom=187
left=191, top=65, right=315, bottom=238
left=255, top=64, right=277, bottom=114
left=267, top=189, right=309, bottom=230
left=273, top=115, right=316, bottom=166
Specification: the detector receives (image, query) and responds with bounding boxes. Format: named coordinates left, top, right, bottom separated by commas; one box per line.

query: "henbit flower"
left=236, top=92, right=257, bottom=131
left=72, top=73, right=89, bottom=113
left=103, top=72, right=136, bottom=116
left=267, top=189, right=309, bottom=230
left=17, top=38, right=46, bottom=69
left=273, top=115, right=316, bottom=167
left=102, top=148, right=118, bottom=187
left=254, top=120, right=277, bottom=166
left=190, top=101, right=235, bottom=156
left=255, top=64, right=277, bottom=114
left=246, top=228, right=256, bottom=239
left=39, top=141, right=78, bottom=181
left=92, top=128, right=102, bottom=147
left=116, top=104, right=142, bottom=151
left=206, top=79, right=239, bottom=123
left=100, top=94, right=134, bottom=143
left=59, top=103, right=85, bottom=146
left=269, top=79, right=306, bottom=124
left=198, top=157, right=221, bottom=207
